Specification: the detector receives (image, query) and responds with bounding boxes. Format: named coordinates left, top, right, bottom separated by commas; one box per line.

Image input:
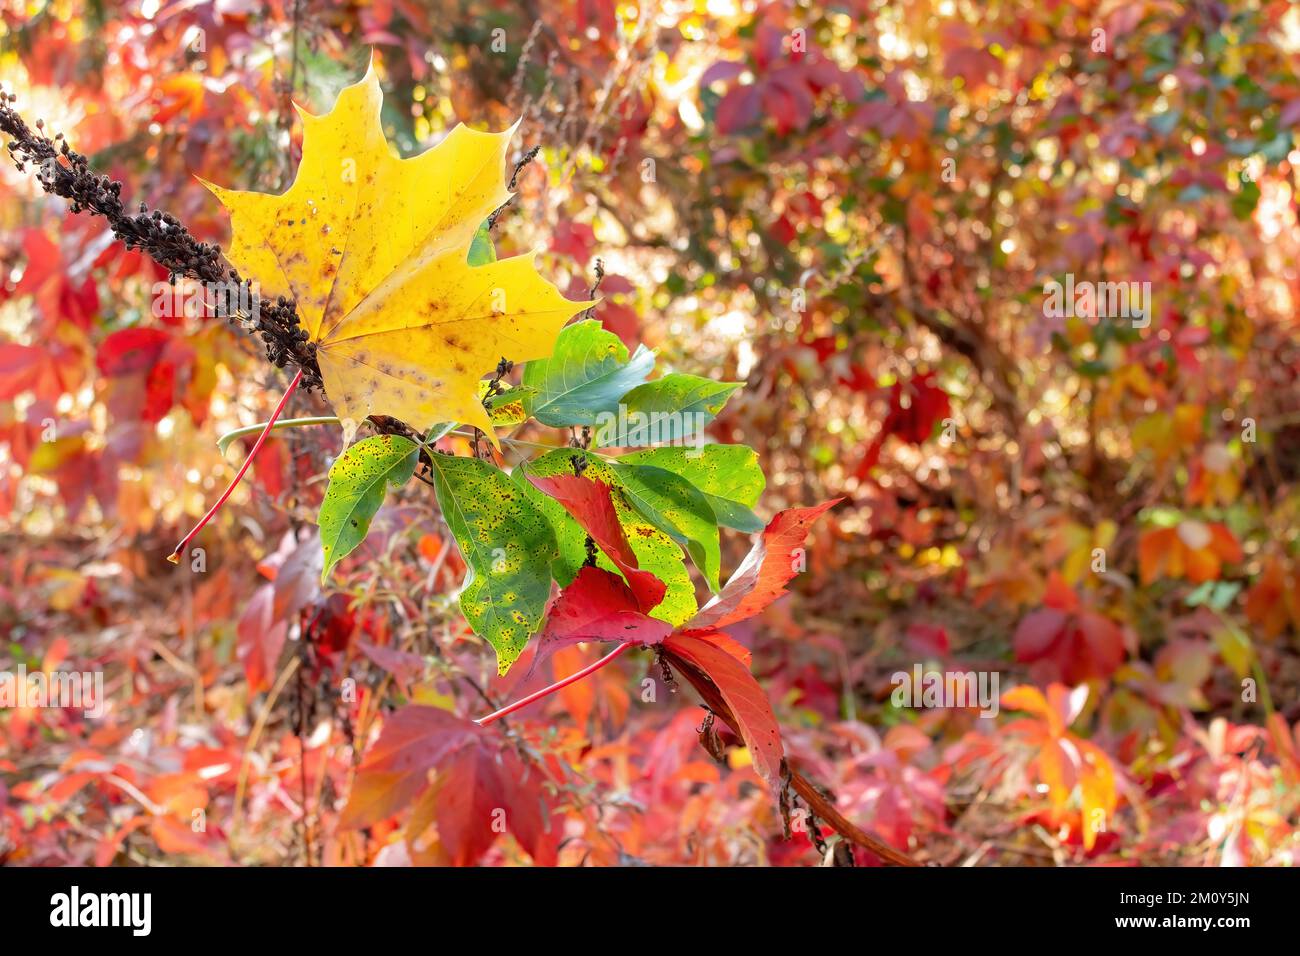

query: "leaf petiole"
left=169, top=369, right=303, bottom=564
left=216, top=416, right=340, bottom=456
left=474, top=642, right=634, bottom=726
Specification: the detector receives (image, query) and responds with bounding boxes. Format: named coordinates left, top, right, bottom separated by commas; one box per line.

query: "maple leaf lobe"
left=204, top=62, right=591, bottom=445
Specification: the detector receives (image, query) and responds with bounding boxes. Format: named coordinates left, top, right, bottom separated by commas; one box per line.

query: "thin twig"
left=486, top=145, right=542, bottom=230
left=474, top=643, right=633, bottom=726
left=582, top=257, right=605, bottom=320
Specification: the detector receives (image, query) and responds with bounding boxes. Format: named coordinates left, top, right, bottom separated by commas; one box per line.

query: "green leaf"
left=477, top=382, right=536, bottom=427
left=425, top=421, right=458, bottom=443
left=514, top=450, right=698, bottom=625
left=467, top=221, right=496, bottom=267
left=594, top=373, right=740, bottom=447
left=1187, top=580, right=1242, bottom=611
left=610, top=462, right=722, bottom=592
left=618, top=445, right=765, bottom=532
left=522, top=319, right=655, bottom=426
left=485, top=384, right=536, bottom=410
left=1231, top=180, right=1260, bottom=221
left=318, top=435, right=419, bottom=583
left=428, top=454, right=558, bottom=675
left=1148, top=109, right=1181, bottom=136
left=510, top=452, right=593, bottom=583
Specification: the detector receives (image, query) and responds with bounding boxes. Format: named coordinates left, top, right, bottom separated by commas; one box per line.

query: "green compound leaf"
left=594, top=373, right=740, bottom=447
left=522, top=319, right=655, bottom=426
left=610, top=462, right=722, bottom=593
left=428, top=454, right=558, bottom=675
left=514, top=449, right=698, bottom=626
left=618, top=445, right=765, bottom=532
left=319, top=435, right=419, bottom=583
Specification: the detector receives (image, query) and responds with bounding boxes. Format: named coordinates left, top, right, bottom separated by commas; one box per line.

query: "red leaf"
left=762, top=73, right=812, bottom=135
left=700, top=60, right=746, bottom=86
left=550, top=220, right=596, bottom=264
left=905, top=622, right=950, bottom=658
left=141, top=355, right=177, bottom=423
left=663, top=632, right=784, bottom=789
left=533, top=565, right=672, bottom=666
left=497, top=749, right=560, bottom=866
left=95, top=816, right=149, bottom=866
left=235, top=583, right=287, bottom=695
left=525, top=472, right=666, bottom=611
left=1014, top=595, right=1125, bottom=685
left=13, top=228, right=62, bottom=295
left=427, top=743, right=507, bottom=866
left=251, top=435, right=288, bottom=499
left=235, top=537, right=321, bottom=693
left=676, top=627, right=752, bottom=668
left=151, top=816, right=218, bottom=859
left=0, top=344, right=67, bottom=401
left=690, top=498, right=842, bottom=629
left=57, top=275, right=99, bottom=330
left=95, top=327, right=171, bottom=377
left=269, top=533, right=322, bottom=622
left=885, top=372, right=951, bottom=445
left=340, top=706, right=482, bottom=829
left=417, top=745, right=560, bottom=866
left=854, top=373, right=950, bottom=478
left=1012, top=608, right=1068, bottom=662
left=715, top=84, right=762, bottom=134
left=346, top=705, right=560, bottom=866
left=357, top=641, right=425, bottom=684
left=304, top=591, right=357, bottom=659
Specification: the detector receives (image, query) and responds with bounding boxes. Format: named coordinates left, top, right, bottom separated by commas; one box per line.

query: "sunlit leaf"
left=318, top=434, right=418, bottom=582
left=205, top=65, right=590, bottom=445
left=428, top=454, right=558, bottom=674
left=522, top=319, right=654, bottom=426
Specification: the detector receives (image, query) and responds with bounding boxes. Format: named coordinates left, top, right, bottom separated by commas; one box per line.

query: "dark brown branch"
left=0, top=87, right=323, bottom=391
left=785, top=767, right=920, bottom=867
left=661, top=645, right=923, bottom=867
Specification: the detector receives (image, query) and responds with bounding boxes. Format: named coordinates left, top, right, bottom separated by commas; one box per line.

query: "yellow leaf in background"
left=1059, top=519, right=1116, bottom=585
left=44, top=568, right=88, bottom=612
left=204, top=62, right=590, bottom=445
left=1213, top=622, right=1254, bottom=679
left=1077, top=740, right=1118, bottom=852
left=1132, top=403, right=1203, bottom=463
left=1117, top=362, right=1153, bottom=398
left=727, top=746, right=754, bottom=771
left=28, top=435, right=84, bottom=474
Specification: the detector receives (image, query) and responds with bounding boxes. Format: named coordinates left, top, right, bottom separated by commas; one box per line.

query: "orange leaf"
left=690, top=499, right=842, bottom=629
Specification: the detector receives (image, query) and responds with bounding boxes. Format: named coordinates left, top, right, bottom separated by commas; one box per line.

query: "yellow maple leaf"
left=203, top=61, right=590, bottom=444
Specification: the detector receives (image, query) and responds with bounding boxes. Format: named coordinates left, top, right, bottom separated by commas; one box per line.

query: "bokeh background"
left=1, top=0, right=1299, bottom=865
